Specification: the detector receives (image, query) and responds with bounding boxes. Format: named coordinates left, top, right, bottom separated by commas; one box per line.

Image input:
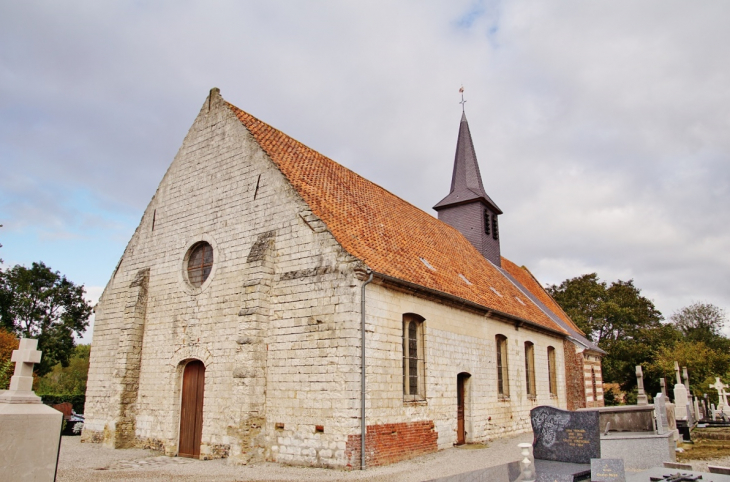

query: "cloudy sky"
left=1, top=1, right=729, bottom=341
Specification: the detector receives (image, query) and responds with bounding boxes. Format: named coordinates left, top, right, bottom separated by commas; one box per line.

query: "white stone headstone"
left=0, top=338, right=63, bottom=482
left=654, top=393, right=668, bottom=435
left=673, top=383, right=688, bottom=421
left=711, top=403, right=717, bottom=421
left=636, top=365, right=648, bottom=405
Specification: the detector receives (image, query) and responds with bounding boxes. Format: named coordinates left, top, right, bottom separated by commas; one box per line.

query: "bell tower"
left=433, top=111, right=503, bottom=266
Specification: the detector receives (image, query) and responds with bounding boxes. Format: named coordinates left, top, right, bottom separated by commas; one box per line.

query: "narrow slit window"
left=496, top=335, right=509, bottom=398
left=525, top=341, right=536, bottom=398
left=484, top=209, right=490, bottom=235
left=403, top=314, right=425, bottom=400
left=492, top=215, right=499, bottom=240
left=547, top=346, right=557, bottom=397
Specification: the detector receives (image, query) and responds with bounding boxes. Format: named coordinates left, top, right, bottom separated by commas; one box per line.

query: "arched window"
left=403, top=314, right=425, bottom=400
left=547, top=346, right=557, bottom=397
left=525, top=341, right=536, bottom=398
left=496, top=335, right=509, bottom=398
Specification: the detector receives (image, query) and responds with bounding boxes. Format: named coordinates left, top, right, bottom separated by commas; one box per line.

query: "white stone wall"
left=364, top=283, right=567, bottom=449
left=83, top=91, right=364, bottom=466
left=83, top=89, right=571, bottom=468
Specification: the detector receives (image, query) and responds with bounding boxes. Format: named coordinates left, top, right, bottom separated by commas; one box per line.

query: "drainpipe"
left=360, top=270, right=373, bottom=470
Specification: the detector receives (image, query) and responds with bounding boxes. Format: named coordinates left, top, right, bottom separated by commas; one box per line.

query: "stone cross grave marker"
left=0, top=338, right=42, bottom=404
left=655, top=393, right=669, bottom=435
left=675, top=361, right=682, bottom=386
left=673, top=362, right=689, bottom=421
left=711, top=378, right=728, bottom=409
left=682, top=367, right=695, bottom=425
left=636, top=365, right=648, bottom=405
left=531, top=405, right=600, bottom=464
left=660, top=378, right=668, bottom=397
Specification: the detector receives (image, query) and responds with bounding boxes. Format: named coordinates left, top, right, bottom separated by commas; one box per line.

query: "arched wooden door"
left=179, top=360, right=205, bottom=458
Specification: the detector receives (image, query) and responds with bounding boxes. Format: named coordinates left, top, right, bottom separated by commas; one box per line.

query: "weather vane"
left=459, top=85, right=466, bottom=112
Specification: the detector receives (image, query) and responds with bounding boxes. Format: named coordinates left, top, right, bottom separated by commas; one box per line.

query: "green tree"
left=670, top=302, right=729, bottom=351
left=547, top=274, right=670, bottom=393
left=0, top=262, right=91, bottom=376
left=35, top=344, right=91, bottom=395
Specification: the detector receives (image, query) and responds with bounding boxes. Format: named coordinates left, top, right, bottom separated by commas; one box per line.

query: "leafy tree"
left=0, top=262, right=91, bottom=376
left=649, top=340, right=730, bottom=396
left=35, top=344, right=91, bottom=395
left=547, top=274, right=669, bottom=393
left=670, top=302, right=729, bottom=351
left=0, top=328, right=19, bottom=389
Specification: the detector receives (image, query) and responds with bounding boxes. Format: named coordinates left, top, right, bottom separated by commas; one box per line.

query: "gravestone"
left=712, top=403, right=717, bottom=421
left=660, top=378, right=668, bottom=398
left=673, top=362, right=689, bottom=421
left=711, top=377, right=728, bottom=410
left=0, top=338, right=63, bottom=482
left=636, top=366, right=648, bottom=406
left=591, top=458, right=626, bottom=482
left=531, top=405, right=600, bottom=464
left=655, top=393, right=669, bottom=435
left=682, top=367, right=694, bottom=425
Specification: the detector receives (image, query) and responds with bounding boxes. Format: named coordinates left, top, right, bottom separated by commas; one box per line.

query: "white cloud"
left=1, top=0, right=729, bottom=328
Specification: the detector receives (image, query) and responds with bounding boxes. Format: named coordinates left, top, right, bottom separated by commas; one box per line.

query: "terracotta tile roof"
left=500, top=258, right=585, bottom=336
left=227, top=102, right=567, bottom=335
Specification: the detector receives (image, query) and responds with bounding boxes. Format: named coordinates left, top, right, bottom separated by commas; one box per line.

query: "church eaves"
left=224, top=95, right=566, bottom=335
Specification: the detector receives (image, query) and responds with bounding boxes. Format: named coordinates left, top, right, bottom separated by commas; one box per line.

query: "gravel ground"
left=57, top=433, right=534, bottom=482
left=56, top=434, right=730, bottom=482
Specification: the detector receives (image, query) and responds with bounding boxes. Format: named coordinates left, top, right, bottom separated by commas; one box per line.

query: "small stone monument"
left=654, top=393, right=669, bottom=435
left=673, top=362, right=689, bottom=421
left=711, top=377, right=728, bottom=411
left=711, top=403, right=717, bottom=421
left=636, top=365, right=649, bottom=406
left=531, top=405, right=600, bottom=464
left=682, top=367, right=695, bottom=425
left=660, top=378, right=668, bottom=398
left=0, top=338, right=63, bottom=482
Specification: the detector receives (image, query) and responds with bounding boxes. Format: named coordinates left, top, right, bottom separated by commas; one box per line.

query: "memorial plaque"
left=531, top=405, right=600, bottom=464
left=535, top=474, right=574, bottom=482
left=591, top=458, right=625, bottom=482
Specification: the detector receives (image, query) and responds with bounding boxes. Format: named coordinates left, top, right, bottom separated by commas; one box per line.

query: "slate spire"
left=434, top=112, right=503, bottom=266
left=433, top=112, right=501, bottom=213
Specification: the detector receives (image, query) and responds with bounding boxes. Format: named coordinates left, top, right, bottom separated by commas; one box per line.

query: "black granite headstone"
left=531, top=405, right=600, bottom=464
left=591, top=458, right=625, bottom=482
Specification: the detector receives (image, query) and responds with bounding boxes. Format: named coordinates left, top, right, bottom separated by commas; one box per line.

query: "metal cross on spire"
left=459, top=85, right=466, bottom=112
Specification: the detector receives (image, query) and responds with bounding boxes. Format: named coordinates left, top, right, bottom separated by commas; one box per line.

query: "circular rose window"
left=187, top=242, right=214, bottom=288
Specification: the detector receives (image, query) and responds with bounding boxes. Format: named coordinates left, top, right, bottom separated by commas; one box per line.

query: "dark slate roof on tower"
left=433, top=112, right=502, bottom=214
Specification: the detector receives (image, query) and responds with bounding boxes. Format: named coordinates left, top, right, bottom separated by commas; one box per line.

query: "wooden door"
left=457, top=373, right=466, bottom=445
left=179, top=360, right=205, bottom=458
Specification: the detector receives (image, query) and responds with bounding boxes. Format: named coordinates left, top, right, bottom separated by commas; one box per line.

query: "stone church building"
left=82, top=88, right=604, bottom=468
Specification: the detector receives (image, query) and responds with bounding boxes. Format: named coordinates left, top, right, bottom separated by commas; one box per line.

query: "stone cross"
left=660, top=378, right=668, bottom=397
left=711, top=377, right=728, bottom=408
left=636, top=365, right=648, bottom=405
left=674, top=361, right=682, bottom=386
left=0, top=338, right=42, bottom=404
left=682, top=367, right=691, bottom=392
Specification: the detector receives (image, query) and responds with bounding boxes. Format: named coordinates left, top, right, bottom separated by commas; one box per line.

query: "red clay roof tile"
left=227, top=101, right=567, bottom=335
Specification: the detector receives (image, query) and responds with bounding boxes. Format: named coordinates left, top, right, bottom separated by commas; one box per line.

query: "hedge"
left=40, top=394, right=85, bottom=414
